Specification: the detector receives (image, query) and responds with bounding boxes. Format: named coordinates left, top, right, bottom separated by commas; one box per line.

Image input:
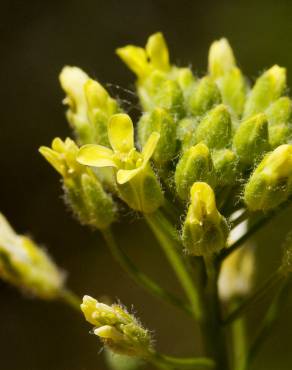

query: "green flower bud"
left=138, top=107, right=177, bottom=165
left=182, top=182, right=229, bottom=256
left=77, top=114, right=164, bottom=213
left=173, top=67, right=196, bottom=91
left=266, top=97, right=292, bottom=148
left=84, top=79, right=120, bottom=146
left=233, top=113, right=270, bottom=166
left=194, top=104, right=232, bottom=149
left=186, top=76, right=221, bottom=116
left=39, top=138, right=116, bottom=229
left=59, top=66, right=120, bottom=145
left=244, top=144, right=292, bottom=211
left=243, top=65, right=286, bottom=118
left=81, top=295, right=152, bottom=357
left=208, top=38, right=236, bottom=78
left=0, top=213, right=64, bottom=299
left=176, top=117, right=198, bottom=151
left=218, top=67, right=247, bottom=118
left=174, top=143, right=215, bottom=200
left=154, top=79, right=184, bottom=118
left=212, top=149, right=238, bottom=186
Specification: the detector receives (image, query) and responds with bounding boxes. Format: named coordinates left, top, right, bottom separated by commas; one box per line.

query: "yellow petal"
left=116, top=46, right=149, bottom=79
left=39, top=146, right=65, bottom=176
left=108, top=114, right=134, bottom=153
left=77, top=144, right=116, bottom=168
left=117, top=168, right=141, bottom=184
left=146, top=32, right=170, bottom=71
left=142, top=132, right=160, bottom=164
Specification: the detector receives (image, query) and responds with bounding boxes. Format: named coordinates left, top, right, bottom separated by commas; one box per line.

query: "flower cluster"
left=0, top=213, right=64, bottom=299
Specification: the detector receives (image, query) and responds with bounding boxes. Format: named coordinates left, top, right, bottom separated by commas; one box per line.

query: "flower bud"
left=182, top=182, right=229, bottom=256
left=233, top=113, right=270, bottom=166
left=194, top=104, right=232, bottom=150
left=176, top=117, right=199, bottom=151
left=208, top=38, right=236, bottom=78
left=174, top=143, right=216, bottom=200
left=81, top=295, right=152, bottom=357
left=266, top=97, right=292, bottom=148
left=138, top=107, right=177, bottom=165
left=244, top=144, right=292, bottom=211
left=59, top=66, right=120, bottom=145
left=186, top=76, right=221, bottom=116
left=39, top=138, right=116, bottom=229
left=218, top=246, right=254, bottom=301
left=243, top=65, right=286, bottom=118
left=212, top=149, right=238, bottom=186
left=0, top=213, right=64, bottom=299
left=154, top=79, right=184, bottom=118
left=217, top=67, right=247, bottom=118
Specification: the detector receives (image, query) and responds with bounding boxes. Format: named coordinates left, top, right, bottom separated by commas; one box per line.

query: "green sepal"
left=233, top=113, right=270, bottom=166
left=174, top=143, right=216, bottom=200
left=138, top=107, right=177, bottom=165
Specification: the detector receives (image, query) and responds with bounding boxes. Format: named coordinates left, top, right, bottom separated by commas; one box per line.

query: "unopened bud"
left=212, top=149, right=238, bottom=186
left=208, top=38, right=236, bottom=78
left=266, top=97, right=292, bottom=148
left=81, top=295, right=152, bottom=357
left=138, top=107, right=177, bottom=165
left=194, top=104, right=232, bottom=149
left=244, top=144, right=292, bottom=211
left=186, top=76, right=221, bottom=116
left=176, top=117, right=199, bottom=151
left=182, top=182, right=229, bottom=256
left=0, top=213, right=64, bottom=299
left=175, top=143, right=215, bottom=200
left=244, top=65, right=286, bottom=118
left=233, top=113, right=270, bottom=166
left=39, top=138, right=116, bottom=229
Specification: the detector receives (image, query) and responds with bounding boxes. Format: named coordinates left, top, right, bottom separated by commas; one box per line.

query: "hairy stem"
left=149, top=351, right=215, bottom=369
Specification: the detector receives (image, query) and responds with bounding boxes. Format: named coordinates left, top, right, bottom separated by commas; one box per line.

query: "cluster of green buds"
left=0, top=213, right=64, bottom=299
left=81, top=295, right=152, bottom=357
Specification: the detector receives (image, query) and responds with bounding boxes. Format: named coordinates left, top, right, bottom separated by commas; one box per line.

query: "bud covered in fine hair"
left=194, top=104, right=232, bottom=150
left=182, top=182, right=229, bottom=256
left=138, top=107, right=177, bottom=165
left=59, top=66, right=120, bottom=145
left=174, top=143, right=216, bottom=200
left=244, top=144, right=292, bottom=211
left=218, top=246, right=254, bottom=301
left=39, top=138, right=116, bottom=229
left=77, top=114, right=163, bottom=213
left=0, top=213, right=64, bottom=299
left=233, top=113, right=270, bottom=166
left=176, top=117, right=199, bottom=151
left=266, top=97, right=292, bottom=148
left=186, top=76, right=221, bottom=116
left=243, top=65, right=286, bottom=118
left=81, top=295, right=152, bottom=357
left=212, top=149, right=238, bottom=186
left=208, top=38, right=236, bottom=78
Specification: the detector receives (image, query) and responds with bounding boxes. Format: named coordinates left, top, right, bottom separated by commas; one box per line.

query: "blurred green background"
left=1, top=0, right=292, bottom=369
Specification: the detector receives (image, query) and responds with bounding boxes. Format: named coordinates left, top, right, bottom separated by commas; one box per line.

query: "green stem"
left=102, top=228, right=191, bottom=316
left=223, top=269, right=284, bottom=325
left=239, top=277, right=292, bottom=370
left=203, top=256, right=230, bottom=370
left=145, top=211, right=203, bottom=321
left=229, top=209, right=249, bottom=230
left=230, top=299, right=247, bottom=370
left=149, top=351, right=215, bottom=369
left=59, top=289, right=81, bottom=311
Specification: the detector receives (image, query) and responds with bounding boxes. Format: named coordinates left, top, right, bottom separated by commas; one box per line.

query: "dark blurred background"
left=1, top=0, right=292, bottom=369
